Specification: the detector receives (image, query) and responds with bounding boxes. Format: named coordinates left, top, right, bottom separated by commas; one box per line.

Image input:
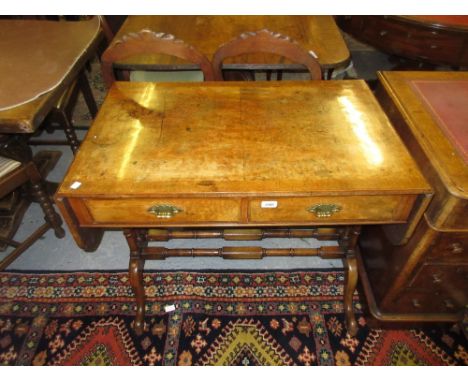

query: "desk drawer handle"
left=432, top=273, right=443, bottom=283
left=308, top=204, right=342, bottom=218
left=148, top=204, right=183, bottom=219
left=450, top=242, right=463, bottom=254
left=444, top=299, right=455, bottom=309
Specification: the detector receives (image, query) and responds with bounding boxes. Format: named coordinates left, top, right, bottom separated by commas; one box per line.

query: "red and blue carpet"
left=0, top=270, right=466, bottom=365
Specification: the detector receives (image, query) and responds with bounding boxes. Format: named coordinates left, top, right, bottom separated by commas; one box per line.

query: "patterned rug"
left=0, top=270, right=466, bottom=366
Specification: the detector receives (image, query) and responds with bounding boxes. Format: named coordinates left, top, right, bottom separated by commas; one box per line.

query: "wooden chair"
left=29, top=70, right=98, bottom=155
left=212, top=29, right=322, bottom=81
left=0, top=156, right=65, bottom=271
left=101, top=30, right=215, bottom=88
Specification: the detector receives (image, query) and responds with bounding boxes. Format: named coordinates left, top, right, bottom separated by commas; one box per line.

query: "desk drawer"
left=248, top=195, right=415, bottom=223
left=407, top=263, right=468, bottom=292
left=390, top=290, right=465, bottom=314
left=425, top=230, right=468, bottom=263
left=84, top=198, right=241, bottom=225
left=389, top=264, right=468, bottom=314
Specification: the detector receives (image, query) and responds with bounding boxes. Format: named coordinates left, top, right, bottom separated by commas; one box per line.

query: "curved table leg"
left=125, top=229, right=147, bottom=335
left=129, top=256, right=146, bottom=335
left=344, top=252, right=358, bottom=336
left=339, top=225, right=361, bottom=337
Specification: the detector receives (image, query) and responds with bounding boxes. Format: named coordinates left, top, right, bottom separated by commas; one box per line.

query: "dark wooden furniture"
left=336, top=16, right=468, bottom=68
left=0, top=156, right=64, bottom=270
left=109, top=16, right=350, bottom=79
left=0, top=18, right=102, bottom=136
left=212, top=29, right=322, bottom=81
left=55, top=81, right=431, bottom=336
left=0, top=17, right=102, bottom=252
left=30, top=70, right=98, bottom=154
left=101, top=29, right=215, bottom=88
left=359, top=71, right=468, bottom=323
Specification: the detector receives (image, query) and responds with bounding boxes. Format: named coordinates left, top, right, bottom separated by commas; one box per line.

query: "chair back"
left=212, top=29, right=322, bottom=81
left=101, top=30, right=215, bottom=88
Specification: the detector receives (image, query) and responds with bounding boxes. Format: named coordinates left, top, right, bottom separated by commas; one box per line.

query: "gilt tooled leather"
left=0, top=17, right=100, bottom=111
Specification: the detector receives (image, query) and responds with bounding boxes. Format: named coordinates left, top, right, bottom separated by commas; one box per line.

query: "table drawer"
left=84, top=198, right=241, bottom=225
left=388, top=263, right=468, bottom=314
left=248, top=195, right=415, bottom=223
left=426, top=230, right=468, bottom=263
left=390, top=289, right=465, bottom=314
left=407, top=263, right=468, bottom=292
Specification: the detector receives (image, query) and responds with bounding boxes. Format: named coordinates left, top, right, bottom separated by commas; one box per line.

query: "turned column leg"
left=27, top=163, right=65, bottom=239
left=56, top=110, right=80, bottom=155
left=124, top=229, right=147, bottom=335
left=340, top=226, right=361, bottom=336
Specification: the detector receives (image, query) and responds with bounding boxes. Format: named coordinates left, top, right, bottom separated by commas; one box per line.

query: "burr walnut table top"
left=57, top=81, right=430, bottom=224
left=111, top=16, right=350, bottom=71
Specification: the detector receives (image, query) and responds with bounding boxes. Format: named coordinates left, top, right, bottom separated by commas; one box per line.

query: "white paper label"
left=164, top=304, right=176, bottom=313
left=70, top=181, right=82, bottom=190
left=261, top=201, right=278, bottom=208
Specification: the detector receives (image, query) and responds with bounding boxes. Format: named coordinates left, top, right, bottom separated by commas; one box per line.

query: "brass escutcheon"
left=308, top=203, right=342, bottom=218
left=148, top=204, right=183, bottom=219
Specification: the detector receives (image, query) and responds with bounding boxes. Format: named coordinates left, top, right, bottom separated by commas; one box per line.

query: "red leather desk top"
left=411, top=80, right=468, bottom=164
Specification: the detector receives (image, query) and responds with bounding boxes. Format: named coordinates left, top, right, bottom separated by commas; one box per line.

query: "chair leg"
left=0, top=163, right=65, bottom=271
left=26, top=163, right=65, bottom=239
left=55, top=110, right=80, bottom=155
left=78, top=70, right=98, bottom=118
left=0, top=223, right=50, bottom=271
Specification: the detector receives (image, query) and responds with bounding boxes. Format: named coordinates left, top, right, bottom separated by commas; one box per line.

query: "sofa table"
left=55, top=81, right=431, bottom=335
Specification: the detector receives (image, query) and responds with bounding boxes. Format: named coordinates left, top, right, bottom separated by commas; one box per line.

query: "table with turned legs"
left=55, top=81, right=431, bottom=335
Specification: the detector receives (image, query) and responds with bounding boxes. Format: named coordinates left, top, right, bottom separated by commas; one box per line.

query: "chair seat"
left=130, top=70, right=204, bottom=83
left=0, top=156, right=21, bottom=178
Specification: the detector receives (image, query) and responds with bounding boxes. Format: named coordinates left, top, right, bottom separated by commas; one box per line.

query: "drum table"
left=55, top=81, right=431, bottom=335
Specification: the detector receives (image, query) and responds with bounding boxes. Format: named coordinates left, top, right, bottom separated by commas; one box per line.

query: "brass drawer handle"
left=308, top=203, right=342, bottom=218
left=444, top=299, right=455, bottom=309
left=450, top=242, right=464, bottom=254
left=432, top=273, right=442, bottom=283
left=148, top=204, right=183, bottom=219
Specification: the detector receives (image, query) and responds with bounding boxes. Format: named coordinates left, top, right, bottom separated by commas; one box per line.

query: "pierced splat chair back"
left=212, top=29, right=322, bottom=81
left=101, top=30, right=215, bottom=88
